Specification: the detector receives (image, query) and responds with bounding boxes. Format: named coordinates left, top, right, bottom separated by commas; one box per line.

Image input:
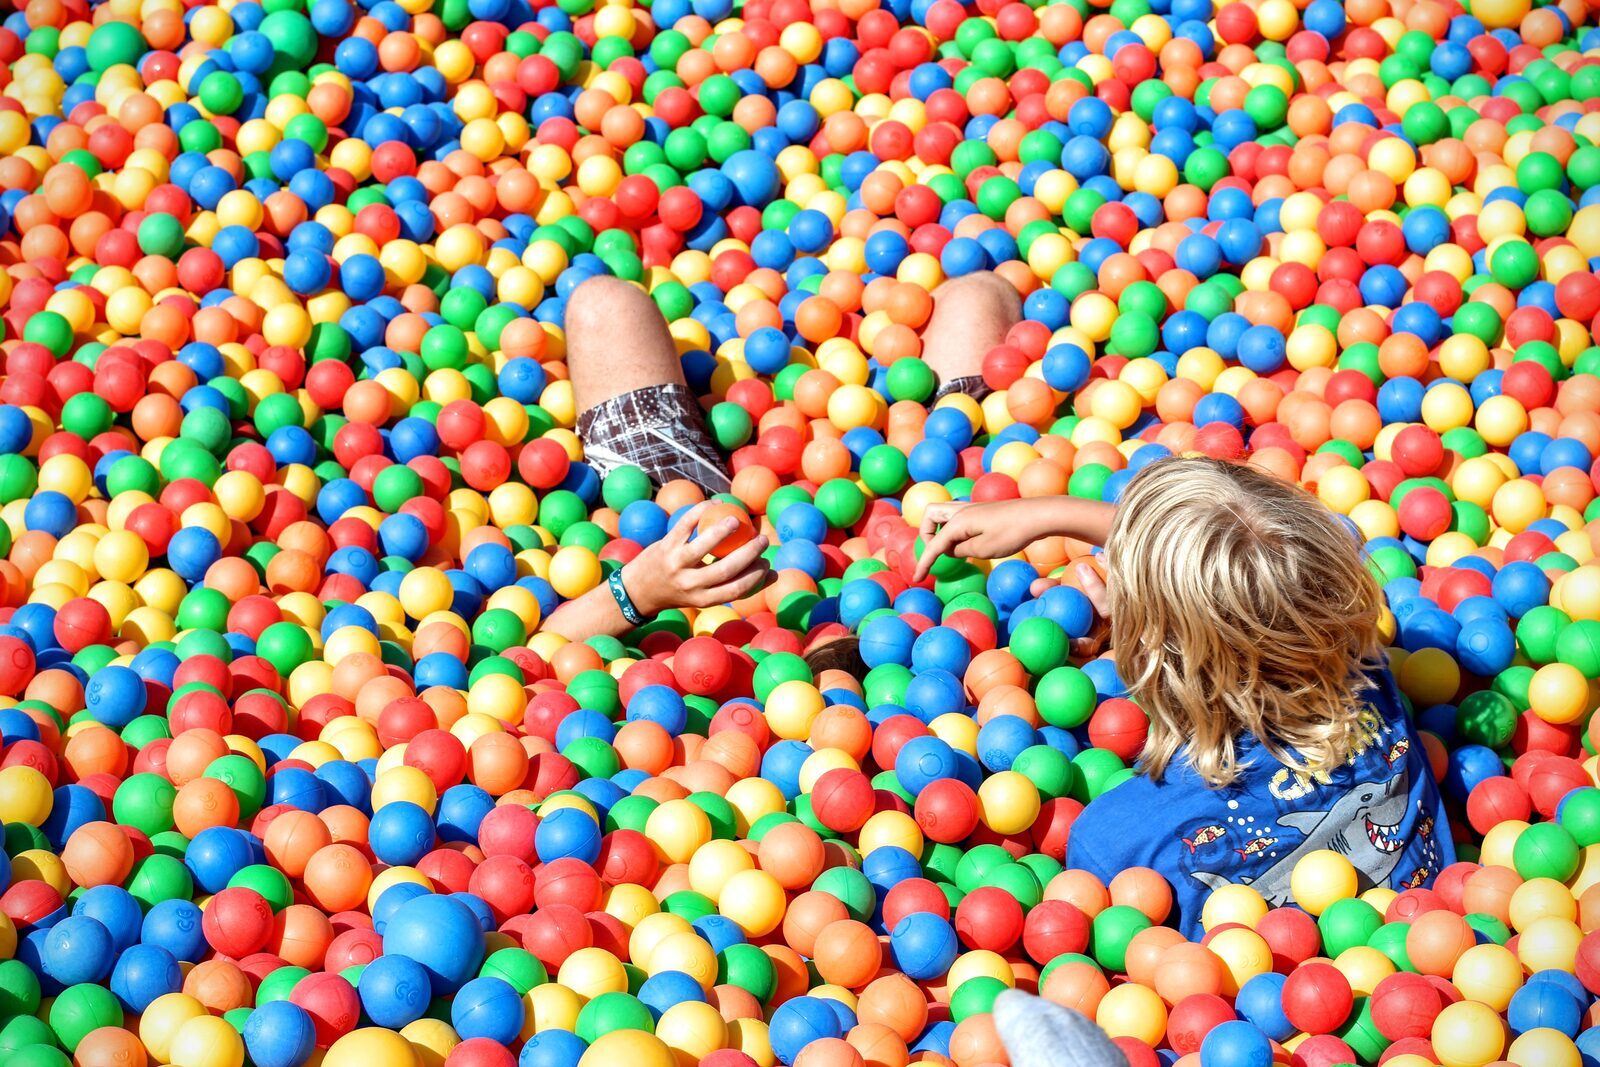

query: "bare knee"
left=923, top=271, right=1022, bottom=381
left=565, top=275, right=654, bottom=341
left=564, top=274, right=682, bottom=410
left=932, top=271, right=1022, bottom=317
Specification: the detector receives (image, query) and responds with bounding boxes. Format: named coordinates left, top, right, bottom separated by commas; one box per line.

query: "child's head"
left=803, top=635, right=865, bottom=686
left=1106, top=457, right=1384, bottom=787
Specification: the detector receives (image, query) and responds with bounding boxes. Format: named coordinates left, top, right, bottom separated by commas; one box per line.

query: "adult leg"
left=565, top=275, right=731, bottom=494
left=565, top=274, right=689, bottom=410
left=921, top=270, right=1023, bottom=400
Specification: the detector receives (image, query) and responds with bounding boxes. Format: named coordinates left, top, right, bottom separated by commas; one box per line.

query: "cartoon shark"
left=1190, top=771, right=1412, bottom=906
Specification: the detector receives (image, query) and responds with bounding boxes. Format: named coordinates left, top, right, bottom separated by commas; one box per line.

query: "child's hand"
left=913, top=500, right=1052, bottom=582
left=1031, top=564, right=1112, bottom=658
left=624, top=503, right=772, bottom=616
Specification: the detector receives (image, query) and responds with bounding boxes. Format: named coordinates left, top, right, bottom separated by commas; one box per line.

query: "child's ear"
left=993, top=989, right=1129, bottom=1067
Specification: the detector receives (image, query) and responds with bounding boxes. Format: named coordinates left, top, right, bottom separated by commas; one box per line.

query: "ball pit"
left=8, top=0, right=1600, bottom=1065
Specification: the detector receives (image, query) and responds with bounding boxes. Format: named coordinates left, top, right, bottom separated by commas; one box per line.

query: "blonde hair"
left=1107, top=457, right=1384, bottom=787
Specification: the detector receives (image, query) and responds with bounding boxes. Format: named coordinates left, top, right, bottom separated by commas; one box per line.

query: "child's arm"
left=911, top=497, right=1116, bottom=582
left=540, top=504, right=771, bottom=642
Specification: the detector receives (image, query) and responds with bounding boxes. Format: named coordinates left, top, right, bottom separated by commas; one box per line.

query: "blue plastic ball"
left=451, top=976, right=525, bottom=1044
left=380, top=894, right=486, bottom=995
left=245, top=1000, right=319, bottom=1067
left=889, top=912, right=959, bottom=981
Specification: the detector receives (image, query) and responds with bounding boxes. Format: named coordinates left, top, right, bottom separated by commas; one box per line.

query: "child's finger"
left=695, top=534, right=769, bottom=584
left=1068, top=633, right=1107, bottom=659
left=918, top=501, right=960, bottom=543
left=1029, top=577, right=1057, bottom=598
left=912, top=522, right=965, bottom=582
left=1078, top=565, right=1110, bottom=614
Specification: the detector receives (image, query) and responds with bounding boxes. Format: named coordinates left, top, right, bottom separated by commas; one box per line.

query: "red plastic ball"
left=913, top=777, right=979, bottom=843
left=201, top=887, right=275, bottom=957
left=1166, top=993, right=1235, bottom=1057
left=954, top=886, right=1023, bottom=953
left=1021, top=898, right=1090, bottom=964
left=811, top=768, right=875, bottom=833
left=1282, top=962, right=1354, bottom=1035
left=1370, top=972, right=1443, bottom=1042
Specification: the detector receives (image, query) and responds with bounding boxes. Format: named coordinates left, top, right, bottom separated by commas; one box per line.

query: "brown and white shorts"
left=576, top=383, right=733, bottom=495
left=935, top=375, right=991, bottom=402
left=577, top=375, right=989, bottom=496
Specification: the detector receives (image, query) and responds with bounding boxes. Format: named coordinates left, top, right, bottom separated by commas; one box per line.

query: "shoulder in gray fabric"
left=993, top=989, right=1129, bottom=1067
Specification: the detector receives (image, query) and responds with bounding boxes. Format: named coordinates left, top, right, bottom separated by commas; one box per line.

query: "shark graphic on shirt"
left=1187, top=769, right=1412, bottom=906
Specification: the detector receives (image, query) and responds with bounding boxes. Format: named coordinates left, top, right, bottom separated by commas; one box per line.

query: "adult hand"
left=623, top=502, right=772, bottom=616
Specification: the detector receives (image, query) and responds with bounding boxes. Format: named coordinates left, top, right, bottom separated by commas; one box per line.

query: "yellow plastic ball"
left=1431, top=1000, right=1506, bottom=1067
left=655, top=1001, right=728, bottom=1066
left=976, top=770, right=1041, bottom=835
left=467, top=672, right=527, bottom=724
left=648, top=928, right=719, bottom=989
left=1207, top=927, right=1273, bottom=996
left=1316, top=464, right=1370, bottom=514
left=1509, top=877, right=1576, bottom=934
left=1200, top=883, right=1268, bottom=932
left=1474, top=0, right=1530, bottom=29
left=140, top=993, right=209, bottom=1063
left=1095, top=983, right=1166, bottom=1046
left=326, top=1029, right=421, bottom=1067
left=91, top=528, right=149, bottom=584
left=1397, top=646, right=1462, bottom=709
left=1421, top=383, right=1475, bottom=432
left=1450, top=943, right=1522, bottom=1011
left=1516, top=916, right=1582, bottom=974
left=645, top=799, right=713, bottom=865
left=557, top=947, right=629, bottom=999
left=1333, top=946, right=1396, bottom=996
left=1491, top=479, right=1547, bottom=534
left=0, top=765, right=53, bottom=826
left=686, top=839, right=754, bottom=903
left=548, top=546, right=603, bottom=599
left=398, top=567, right=454, bottom=619
left=579, top=1032, right=675, bottom=1067
left=857, top=809, right=923, bottom=856
left=765, top=679, right=824, bottom=741
left=1476, top=394, right=1530, bottom=447
left=370, top=765, right=438, bottom=814
left=717, top=869, right=786, bottom=938
left=1528, top=663, right=1591, bottom=725
left=1506, top=1029, right=1581, bottom=1067
left=1289, top=850, right=1358, bottom=916
left=169, top=1015, right=245, bottom=1067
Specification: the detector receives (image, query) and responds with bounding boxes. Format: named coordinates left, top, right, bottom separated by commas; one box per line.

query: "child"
left=541, top=271, right=1022, bottom=642
left=915, top=457, right=1452, bottom=937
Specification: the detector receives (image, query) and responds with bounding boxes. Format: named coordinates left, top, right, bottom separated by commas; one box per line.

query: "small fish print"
left=1233, top=837, right=1277, bottom=859
left=1181, top=825, right=1227, bottom=853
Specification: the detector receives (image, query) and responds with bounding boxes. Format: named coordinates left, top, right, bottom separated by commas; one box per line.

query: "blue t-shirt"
left=1065, top=668, right=1452, bottom=939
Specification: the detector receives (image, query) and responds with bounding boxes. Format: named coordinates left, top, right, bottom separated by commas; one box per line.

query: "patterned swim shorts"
left=934, top=375, right=992, bottom=402
left=576, top=383, right=733, bottom=495
left=577, top=375, right=989, bottom=495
